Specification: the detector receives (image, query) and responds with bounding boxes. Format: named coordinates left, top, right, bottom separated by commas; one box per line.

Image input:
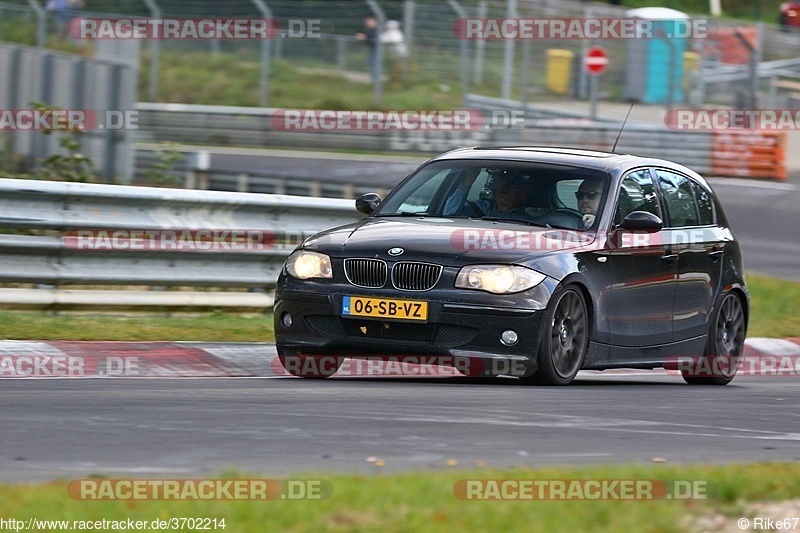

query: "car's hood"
left=302, top=217, right=597, bottom=273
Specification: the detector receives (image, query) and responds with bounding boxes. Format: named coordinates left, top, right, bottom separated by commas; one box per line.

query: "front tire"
left=522, top=286, right=589, bottom=386
left=682, top=292, right=746, bottom=386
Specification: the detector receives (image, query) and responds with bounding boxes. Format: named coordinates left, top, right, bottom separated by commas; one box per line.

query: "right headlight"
left=285, top=250, right=333, bottom=280
left=455, top=265, right=545, bottom=294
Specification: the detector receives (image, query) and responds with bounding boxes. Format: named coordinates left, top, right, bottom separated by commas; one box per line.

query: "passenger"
left=445, top=169, right=534, bottom=221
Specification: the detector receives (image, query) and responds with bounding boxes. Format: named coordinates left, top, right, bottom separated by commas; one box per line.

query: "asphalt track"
left=2, top=342, right=800, bottom=481
left=0, top=153, right=796, bottom=481
left=208, top=149, right=800, bottom=281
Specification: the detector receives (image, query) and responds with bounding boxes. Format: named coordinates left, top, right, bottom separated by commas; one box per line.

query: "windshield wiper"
left=376, top=211, right=430, bottom=217
left=480, top=216, right=550, bottom=228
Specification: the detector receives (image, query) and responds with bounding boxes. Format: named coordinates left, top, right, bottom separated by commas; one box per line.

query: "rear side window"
left=615, top=169, right=662, bottom=225
left=655, top=170, right=701, bottom=227
left=691, top=181, right=715, bottom=226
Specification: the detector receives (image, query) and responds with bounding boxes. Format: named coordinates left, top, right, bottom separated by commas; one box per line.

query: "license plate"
left=342, top=296, right=428, bottom=321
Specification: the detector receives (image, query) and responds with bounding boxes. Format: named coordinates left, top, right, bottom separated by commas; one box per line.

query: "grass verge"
left=2, top=463, right=800, bottom=532
left=0, top=310, right=274, bottom=342
left=745, top=273, right=800, bottom=338
left=0, top=274, right=797, bottom=342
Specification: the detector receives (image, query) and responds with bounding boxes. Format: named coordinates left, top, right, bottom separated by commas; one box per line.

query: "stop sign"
left=584, top=46, right=608, bottom=76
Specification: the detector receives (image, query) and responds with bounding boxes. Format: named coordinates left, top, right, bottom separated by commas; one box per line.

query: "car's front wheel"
left=522, top=286, right=589, bottom=386
left=277, top=347, right=342, bottom=379
left=682, top=292, right=746, bottom=386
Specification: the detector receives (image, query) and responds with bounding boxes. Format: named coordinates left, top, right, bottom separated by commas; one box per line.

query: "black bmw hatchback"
left=274, top=147, right=749, bottom=385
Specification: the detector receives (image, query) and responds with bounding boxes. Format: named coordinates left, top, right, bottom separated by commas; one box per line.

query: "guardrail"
left=135, top=99, right=787, bottom=182
left=0, top=178, right=363, bottom=310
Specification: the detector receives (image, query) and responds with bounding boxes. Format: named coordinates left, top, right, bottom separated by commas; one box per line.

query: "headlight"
left=455, top=265, right=545, bottom=294
left=286, top=250, right=333, bottom=280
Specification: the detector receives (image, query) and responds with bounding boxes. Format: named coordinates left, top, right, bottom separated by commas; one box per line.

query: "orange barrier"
left=711, top=131, right=787, bottom=180
left=702, top=26, right=758, bottom=65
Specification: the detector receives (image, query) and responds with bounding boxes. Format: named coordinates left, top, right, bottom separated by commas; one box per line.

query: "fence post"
left=336, top=38, right=346, bottom=70
left=474, top=1, right=487, bottom=86
left=520, top=39, right=531, bottom=113
left=26, top=0, right=46, bottom=48
left=501, top=0, right=516, bottom=100
left=577, top=4, right=591, bottom=100
left=403, top=0, right=414, bottom=54
left=366, top=0, right=385, bottom=105
left=251, top=0, right=273, bottom=107
left=665, top=38, right=676, bottom=111
left=447, top=0, right=469, bottom=105
left=143, top=0, right=161, bottom=101
left=733, top=26, right=759, bottom=109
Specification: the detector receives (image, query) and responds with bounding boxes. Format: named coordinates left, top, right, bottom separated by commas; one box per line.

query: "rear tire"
left=277, top=347, right=342, bottom=379
left=682, top=292, right=745, bottom=386
left=522, top=286, right=588, bottom=386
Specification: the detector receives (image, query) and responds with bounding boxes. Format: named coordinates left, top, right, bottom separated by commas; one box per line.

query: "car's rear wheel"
left=682, top=292, right=745, bottom=386
left=277, top=347, right=342, bottom=379
left=523, top=286, right=588, bottom=386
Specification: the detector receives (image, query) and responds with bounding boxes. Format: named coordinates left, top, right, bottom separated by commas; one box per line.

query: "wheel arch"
left=554, top=274, right=596, bottom=338
left=725, top=286, right=750, bottom=337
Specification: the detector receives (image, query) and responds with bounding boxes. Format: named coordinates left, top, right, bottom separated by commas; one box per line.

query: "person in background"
left=355, top=16, right=379, bottom=84
left=47, top=0, right=84, bottom=32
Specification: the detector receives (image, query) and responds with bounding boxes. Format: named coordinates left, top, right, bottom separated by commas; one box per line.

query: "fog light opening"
left=500, top=330, right=518, bottom=346
left=281, top=312, right=293, bottom=329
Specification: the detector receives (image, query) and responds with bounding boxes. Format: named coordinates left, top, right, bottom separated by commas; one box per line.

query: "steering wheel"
left=534, top=208, right=585, bottom=228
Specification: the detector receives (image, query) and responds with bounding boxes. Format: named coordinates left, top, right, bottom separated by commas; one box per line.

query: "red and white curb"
left=0, top=338, right=797, bottom=379
left=0, top=341, right=273, bottom=378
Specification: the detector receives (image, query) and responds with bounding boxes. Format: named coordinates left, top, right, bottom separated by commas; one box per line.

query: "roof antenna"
left=612, top=103, right=635, bottom=153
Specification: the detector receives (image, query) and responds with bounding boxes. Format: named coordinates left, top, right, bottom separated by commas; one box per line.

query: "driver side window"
left=615, top=170, right=662, bottom=225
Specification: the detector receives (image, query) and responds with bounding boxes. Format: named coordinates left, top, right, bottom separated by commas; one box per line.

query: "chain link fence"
left=2, top=0, right=800, bottom=110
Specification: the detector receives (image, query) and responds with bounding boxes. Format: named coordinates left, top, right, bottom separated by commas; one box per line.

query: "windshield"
left=374, top=160, right=611, bottom=230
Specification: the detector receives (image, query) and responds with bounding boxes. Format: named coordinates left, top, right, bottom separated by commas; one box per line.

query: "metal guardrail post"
left=501, top=0, right=516, bottom=100
left=447, top=0, right=470, bottom=105
left=251, top=0, right=272, bottom=107
left=26, top=0, right=46, bottom=48
left=366, top=0, right=385, bottom=105
left=186, top=150, right=211, bottom=189
left=142, top=0, right=161, bottom=101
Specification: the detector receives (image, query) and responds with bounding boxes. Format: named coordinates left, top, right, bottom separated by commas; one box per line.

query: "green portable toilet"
left=624, top=7, right=690, bottom=105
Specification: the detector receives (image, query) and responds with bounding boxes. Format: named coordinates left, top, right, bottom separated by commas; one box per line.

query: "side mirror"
left=355, top=193, right=382, bottom=215
left=618, top=211, right=662, bottom=232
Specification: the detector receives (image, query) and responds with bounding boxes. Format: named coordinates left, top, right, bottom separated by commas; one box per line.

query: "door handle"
left=708, top=247, right=724, bottom=262
left=661, top=252, right=678, bottom=263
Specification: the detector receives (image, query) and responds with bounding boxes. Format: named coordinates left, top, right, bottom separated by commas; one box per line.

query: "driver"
left=575, top=177, right=604, bottom=227
left=445, top=169, right=534, bottom=221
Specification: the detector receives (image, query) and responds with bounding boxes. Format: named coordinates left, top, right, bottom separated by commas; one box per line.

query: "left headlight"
left=455, top=265, right=545, bottom=294
left=286, top=250, right=333, bottom=280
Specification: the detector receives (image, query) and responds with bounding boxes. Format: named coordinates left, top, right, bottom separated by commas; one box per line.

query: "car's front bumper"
left=274, top=278, right=557, bottom=377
